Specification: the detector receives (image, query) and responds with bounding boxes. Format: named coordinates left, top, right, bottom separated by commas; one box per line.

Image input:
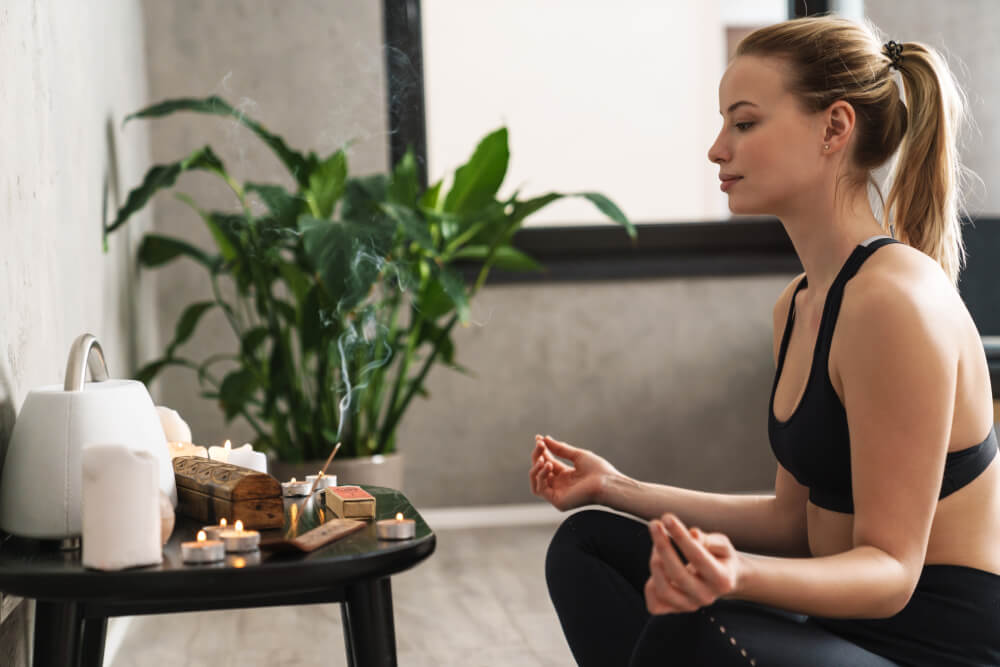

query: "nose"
left=707, top=128, right=729, bottom=165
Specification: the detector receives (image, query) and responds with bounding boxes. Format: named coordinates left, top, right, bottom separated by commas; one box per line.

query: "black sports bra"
left=768, top=236, right=998, bottom=513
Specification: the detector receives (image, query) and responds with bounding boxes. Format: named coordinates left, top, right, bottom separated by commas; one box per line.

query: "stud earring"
left=824, top=144, right=830, bottom=151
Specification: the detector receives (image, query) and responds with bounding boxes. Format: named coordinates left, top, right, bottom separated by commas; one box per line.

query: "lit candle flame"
left=224, top=440, right=232, bottom=451
left=291, top=477, right=297, bottom=483
left=220, top=518, right=227, bottom=528
left=235, top=520, right=244, bottom=532
left=233, top=556, right=247, bottom=569
left=396, top=513, right=404, bottom=521
left=197, top=530, right=207, bottom=542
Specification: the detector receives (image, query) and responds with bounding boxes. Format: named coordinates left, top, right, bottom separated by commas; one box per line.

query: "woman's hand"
left=529, top=435, right=619, bottom=511
left=644, top=513, right=742, bottom=615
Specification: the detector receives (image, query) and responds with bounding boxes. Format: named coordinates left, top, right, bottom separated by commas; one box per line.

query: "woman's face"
left=708, top=55, right=827, bottom=216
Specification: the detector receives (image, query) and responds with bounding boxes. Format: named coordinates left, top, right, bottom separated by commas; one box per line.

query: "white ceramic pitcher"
left=0, top=334, right=177, bottom=544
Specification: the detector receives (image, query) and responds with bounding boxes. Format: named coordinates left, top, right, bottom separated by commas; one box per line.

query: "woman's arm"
left=649, top=269, right=959, bottom=618
left=597, top=468, right=810, bottom=556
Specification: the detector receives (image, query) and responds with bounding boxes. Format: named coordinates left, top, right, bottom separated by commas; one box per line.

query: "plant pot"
left=269, top=452, right=404, bottom=491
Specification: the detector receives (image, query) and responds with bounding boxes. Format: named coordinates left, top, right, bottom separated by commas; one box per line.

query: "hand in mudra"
left=530, top=435, right=619, bottom=511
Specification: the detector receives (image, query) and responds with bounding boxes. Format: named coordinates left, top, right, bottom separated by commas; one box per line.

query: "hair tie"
left=883, top=40, right=904, bottom=70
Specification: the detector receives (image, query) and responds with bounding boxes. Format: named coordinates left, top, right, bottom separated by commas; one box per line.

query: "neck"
left=777, top=182, right=887, bottom=295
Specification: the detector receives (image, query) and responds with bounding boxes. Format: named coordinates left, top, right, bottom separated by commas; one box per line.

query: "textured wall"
left=138, top=0, right=789, bottom=508
left=0, top=1, right=155, bottom=661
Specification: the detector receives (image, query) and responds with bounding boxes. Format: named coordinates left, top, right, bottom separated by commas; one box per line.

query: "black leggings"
left=545, top=510, right=1000, bottom=666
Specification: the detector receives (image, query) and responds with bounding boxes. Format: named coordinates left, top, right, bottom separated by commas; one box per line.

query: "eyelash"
left=734, top=122, right=755, bottom=132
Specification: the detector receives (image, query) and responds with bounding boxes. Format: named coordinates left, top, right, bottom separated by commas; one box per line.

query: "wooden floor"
left=108, top=524, right=574, bottom=667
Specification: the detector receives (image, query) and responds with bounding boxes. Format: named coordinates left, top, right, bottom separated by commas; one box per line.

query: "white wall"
left=0, top=2, right=156, bottom=663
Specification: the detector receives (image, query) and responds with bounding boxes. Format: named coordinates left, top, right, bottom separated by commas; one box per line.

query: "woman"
left=531, top=16, right=999, bottom=667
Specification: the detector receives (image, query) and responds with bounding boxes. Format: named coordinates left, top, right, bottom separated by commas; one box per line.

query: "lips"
left=719, top=175, right=743, bottom=193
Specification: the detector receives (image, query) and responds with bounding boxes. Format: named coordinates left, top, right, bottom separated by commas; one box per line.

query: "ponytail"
left=884, top=42, right=969, bottom=285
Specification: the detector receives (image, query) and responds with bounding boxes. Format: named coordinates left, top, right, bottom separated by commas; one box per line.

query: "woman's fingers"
left=649, top=520, right=716, bottom=609
left=542, top=435, right=582, bottom=461
left=663, top=516, right=735, bottom=596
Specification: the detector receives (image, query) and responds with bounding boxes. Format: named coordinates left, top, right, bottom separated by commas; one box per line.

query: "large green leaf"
left=436, top=267, right=470, bottom=324
left=134, top=358, right=173, bottom=386
left=442, top=128, right=509, bottom=215
left=167, top=301, right=216, bottom=357
left=106, top=146, right=226, bottom=234
left=299, top=216, right=394, bottom=313
left=124, top=96, right=314, bottom=187
left=578, top=192, right=636, bottom=239
left=138, top=234, right=216, bottom=269
left=341, top=174, right=389, bottom=222
left=241, top=326, right=271, bottom=358
left=173, top=193, right=241, bottom=263
left=452, top=244, right=544, bottom=272
left=304, top=150, right=347, bottom=219
left=218, top=368, right=260, bottom=420
left=379, top=203, right=435, bottom=254
left=388, top=148, right=419, bottom=207
left=245, top=183, right=301, bottom=228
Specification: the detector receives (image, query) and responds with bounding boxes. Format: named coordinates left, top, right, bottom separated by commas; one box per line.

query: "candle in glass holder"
left=219, top=520, right=260, bottom=552
left=181, top=530, right=225, bottom=563
left=281, top=477, right=311, bottom=497
left=376, top=513, right=416, bottom=540
left=201, top=518, right=229, bottom=541
left=306, top=471, right=337, bottom=491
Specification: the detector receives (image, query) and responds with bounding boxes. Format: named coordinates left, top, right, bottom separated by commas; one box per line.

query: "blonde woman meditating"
left=531, top=15, right=998, bottom=667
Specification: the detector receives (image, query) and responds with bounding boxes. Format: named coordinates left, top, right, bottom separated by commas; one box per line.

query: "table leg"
left=33, top=601, right=83, bottom=667
left=340, top=602, right=357, bottom=667
left=80, top=616, right=108, bottom=667
left=342, top=577, right=397, bottom=667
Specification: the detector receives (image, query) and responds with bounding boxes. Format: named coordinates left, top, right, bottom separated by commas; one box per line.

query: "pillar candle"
left=82, top=443, right=162, bottom=571
left=226, top=443, right=267, bottom=473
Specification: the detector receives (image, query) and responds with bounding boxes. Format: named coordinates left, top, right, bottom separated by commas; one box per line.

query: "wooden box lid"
left=172, top=456, right=280, bottom=501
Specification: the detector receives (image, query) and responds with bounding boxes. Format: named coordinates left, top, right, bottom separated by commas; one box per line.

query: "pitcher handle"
left=64, top=334, right=111, bottom=391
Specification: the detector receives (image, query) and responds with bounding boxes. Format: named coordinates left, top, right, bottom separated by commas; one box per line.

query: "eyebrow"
left=721, top=100, right=758, bottom=115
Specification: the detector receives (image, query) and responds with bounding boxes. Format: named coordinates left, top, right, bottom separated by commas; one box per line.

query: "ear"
left=823, top=100, right=856, bottom=153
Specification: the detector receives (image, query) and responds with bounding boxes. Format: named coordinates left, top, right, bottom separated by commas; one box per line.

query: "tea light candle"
left=168, top=441, right=208, bottom=459
left=219, top=520, right=260, bottom=552
left=282, top=477, right=311, bottom=497
left=226, top=443, right=267, bottom=473
left=181, top=530, right=225, bottom=563
left=207, top=439, right=234, bottom=463
left=306, top=471, right=337, bottom=490
left=376, top=513, right=416, bottom=540
left=201, top=518, right=229, bottom=541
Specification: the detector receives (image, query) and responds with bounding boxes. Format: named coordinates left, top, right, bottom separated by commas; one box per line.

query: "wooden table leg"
left=342, top=578, right=397, bottom=667
left=80, top=616, right=108, bottom=667
left=33, top=601, right=83, bottom=667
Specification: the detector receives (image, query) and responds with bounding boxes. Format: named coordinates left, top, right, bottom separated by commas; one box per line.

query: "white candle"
left=219, top=520, right=260, bottom=553
left=281, top=477, right=311, bottom=497
left=375, top=513, right=416, bottom=540
left=305, top=471, right=337, bottom=490
left=81, top=443, right=163, bottom=570
left=207, top=440, right=233, bottom=463
left=168, top=441, right=208, bottom=459
left=181, top=530, right=225, bottom=563
left=226, top=443, right=267, bottom=473
left=201, top=518, right=229, bottom=541
left=156, top=406, right=192, bottom=444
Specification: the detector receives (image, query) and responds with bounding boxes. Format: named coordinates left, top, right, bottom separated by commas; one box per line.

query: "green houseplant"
left=106, top=96, right=635, bottom=468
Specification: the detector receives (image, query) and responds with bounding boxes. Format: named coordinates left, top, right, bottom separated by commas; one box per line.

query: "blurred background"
left=2, top=1, right=998, bottom=664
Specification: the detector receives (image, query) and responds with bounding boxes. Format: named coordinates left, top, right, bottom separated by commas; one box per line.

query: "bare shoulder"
left=838, top=243, right=962, bottom=351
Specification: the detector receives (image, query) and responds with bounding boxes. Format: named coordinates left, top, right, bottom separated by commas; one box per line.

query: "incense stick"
left=307, top=442, right=342, bottom=496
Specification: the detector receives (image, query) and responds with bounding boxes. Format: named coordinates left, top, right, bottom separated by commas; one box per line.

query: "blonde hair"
left=737, top=16, right=970, bottom=285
